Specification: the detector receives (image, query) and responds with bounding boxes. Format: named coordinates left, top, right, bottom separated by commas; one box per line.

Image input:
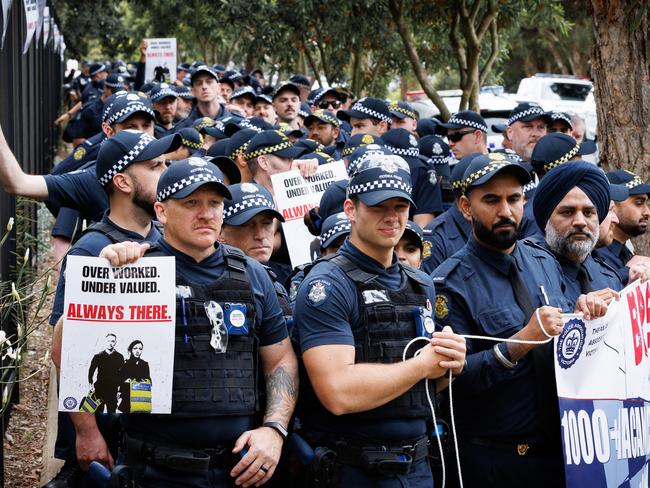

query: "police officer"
left=505, top=102, right=550, bottom=162
left=304, top=110, right=341, bottom=156
left=272, top=82, right=302, bottom=130
left=254, top=93, right=278, bottom=125
left=81, top=62, right=109, bottom=103
left=150, top=83, right=179, bottom=138
left=229, top=86, right=257, bottom=118
left=420, top=153, right=475, bottom=274
left=396, top=220, right=425, bottom=268
left=381, top=128, right=443, bottom=226
left=337, top=97, right=392, bottom=137
left=175, top=65, right=230, bottom=129
left=531, top=161, right=623, bottom=303
left=545, top=111, right=573, bottom=134
left=521, top=132, right=598, bottom=240
left=388, top=101, right=419, bottom=135
left=96, top=159, right=298, bottom=487
left=45, top=130, right=180, bottom=488
left=431, top=153, right=607, bottom=487
left=0, top=92, right=158, bottom=225
left=593, top=169, right=650, bottom=284
left=435, top=110, right=489, bottom=161
left=79, top=74, right=128, bottom=139
left=294, top=153, right=466, bottom=487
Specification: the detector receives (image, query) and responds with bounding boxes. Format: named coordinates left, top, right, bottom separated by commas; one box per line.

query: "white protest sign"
left=34, top=0, right=44, bottom=42
left=21, top=0, right=36, bottom=53
left=555, top=280, right=650, bottom=487
left=59, top=256, right=176, bottom=414
left=144, top=38, right=176, bottom=83
left=271, top=160, right=347, bottom=266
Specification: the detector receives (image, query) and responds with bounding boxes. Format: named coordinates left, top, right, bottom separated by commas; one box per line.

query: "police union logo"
left=63, top=397, right=77, bottom=410
left=241, top=183, right=258, bottom=193
left=556, top=317, right=587, bottom=369
left=188, top=157, right=207, bottom=167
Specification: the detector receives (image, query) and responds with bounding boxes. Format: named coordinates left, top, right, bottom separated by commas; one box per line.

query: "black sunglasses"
left=447, top=130, right=476, bottom=143
left=318, top=100, right=342, bottom=110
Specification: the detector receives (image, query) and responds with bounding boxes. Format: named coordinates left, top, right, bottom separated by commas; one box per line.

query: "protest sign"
left=59, top=256, right=176, bottom=414
left=144, top=38, right=176, bottom=83
left=1, top=0, right=12, bottom=49
left=555, top=280, right=650, bottom=487
left=271, top=160, right=347, bottom=266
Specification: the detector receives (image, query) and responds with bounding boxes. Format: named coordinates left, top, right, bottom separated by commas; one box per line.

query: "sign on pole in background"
left=144, top=38, right=176, bottom=83
left=41, top=5, right=49, bottom=45
left=21, top=0, right=37, bottom=53
left=555, top=280, right=650, bottom=487
left=271, top=160, right=347, bottom=267
left=59, top=256, right=176, bottom=415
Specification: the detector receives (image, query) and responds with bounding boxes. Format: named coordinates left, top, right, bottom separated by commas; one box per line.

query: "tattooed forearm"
left=263, top=364, right=298, bottom=425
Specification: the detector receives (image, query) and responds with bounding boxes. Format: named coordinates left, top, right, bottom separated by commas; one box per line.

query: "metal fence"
left=0, top=1, right=63, bottom=484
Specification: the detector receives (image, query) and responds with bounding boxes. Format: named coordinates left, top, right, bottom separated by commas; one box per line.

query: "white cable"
left=402, top=328, right=556, bottom=488
left=403, top=337, right=446, bottom=488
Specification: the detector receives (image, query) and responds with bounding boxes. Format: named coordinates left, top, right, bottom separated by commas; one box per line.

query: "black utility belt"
left=330, top=435, right=429, bottom=475
left=123, top=434, right=235, bottom=473
left=464, top=436, right=554, bottom=456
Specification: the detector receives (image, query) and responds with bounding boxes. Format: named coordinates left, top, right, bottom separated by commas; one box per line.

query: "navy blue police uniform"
left=593, top=169, right=650, bottom=285
left=174, top=66, right=230, bottom=129
left=116, top=159, right=288, bottom=488
left=420, top=153, right=476, bottom=274
left=529, top=161, right=624, bottom=305
left=294, top=157, right=437, bottom=487
left=431, top=156, right=570, bottom=488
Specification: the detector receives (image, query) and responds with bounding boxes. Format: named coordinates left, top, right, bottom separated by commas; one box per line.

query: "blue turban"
left=533, top=161, right=611, bottom=232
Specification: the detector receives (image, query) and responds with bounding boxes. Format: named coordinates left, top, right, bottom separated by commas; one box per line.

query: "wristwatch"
left=262, top=421, right=288, bottom=441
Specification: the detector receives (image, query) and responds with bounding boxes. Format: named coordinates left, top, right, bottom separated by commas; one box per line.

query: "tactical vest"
left=264, top=265, right=293, bottom=331
left=75, top=220, right=164, bottom=245
left=147, top=244, right=260, bottom=417
left=301, top=253, right=433, bottom=422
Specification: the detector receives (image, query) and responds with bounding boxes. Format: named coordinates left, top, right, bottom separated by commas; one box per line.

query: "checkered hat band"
left=194, top=119, right=215, bottom=130
left=182, top=138, right=203, bottom=150
left=314, top=113, right=339, bottom=127
left=230, top=141, right=250, bottom=159
left=223, top=196, right=276, bottom=219
left=105, top=81, right=125, bottom=89
left=342, top=146, right=358, bottom=156
left=427, top=156, right=451, bottom=166
left=151, top=88, right=178, bottom=101
left=239, top=121, right=263, bottom=132
left=348, top=179, right=412, bottom=197
left=157, top=173, right=220, bottom=201
left=299, top=110, right=311, bottom=118
left=462, top=162, right=510, bottom=193
left=523, top=180, right=538, bottom=193
left=232, top=87, right=255, bottom=98
left=544, top=143, right=580, bottom=172
left=320, top=222, right=351, bottom=245
left=386, top=146, right=419, bottom=158
left=626, top=176, right=644, bottom=189
left=244, top=140, right=293, bottom=159
left=105, top=103, right=155, bottom=125
left=507, top=107, right=546, bottom=126
left=448, top=116, right=487, bottom=132
left=99, top=133, right=156, bottom=186
left=551, top=113, right=571, bottom=124
left=350, top=103, right=392, bottom=123
left=390, top=106, right=416, bottom=119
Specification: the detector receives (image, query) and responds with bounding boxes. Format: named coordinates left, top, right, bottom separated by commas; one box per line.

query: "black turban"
left=533, top=161, right=611, bottom=232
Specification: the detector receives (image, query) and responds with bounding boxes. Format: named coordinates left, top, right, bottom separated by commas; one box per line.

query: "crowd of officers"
left=0, top=57, right=649, bottom=488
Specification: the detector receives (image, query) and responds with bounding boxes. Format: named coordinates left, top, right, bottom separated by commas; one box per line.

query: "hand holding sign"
left=99, top=241, right=150, bottom=266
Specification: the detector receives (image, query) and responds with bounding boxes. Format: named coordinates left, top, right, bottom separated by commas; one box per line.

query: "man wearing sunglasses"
left=309, top=87, right=344, bottom=114
left=435, top=110, right=489, bottom=160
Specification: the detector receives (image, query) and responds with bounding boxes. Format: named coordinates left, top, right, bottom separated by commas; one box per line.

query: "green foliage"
left=54, top=0, right=580, bottom=100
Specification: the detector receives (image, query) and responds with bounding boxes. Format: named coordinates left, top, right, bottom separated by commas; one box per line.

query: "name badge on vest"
left=224, top=303, right=248, bottom=336
left=204, top=301, right=228, bottom=353
left=414, top=306, right=435, bottom=338
left=362, top=290, right=389, bottom=304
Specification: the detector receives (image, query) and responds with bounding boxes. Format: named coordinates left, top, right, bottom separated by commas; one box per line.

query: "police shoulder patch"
left=434, top=294, right=449, bottom=319
left=307, top=279, right=330, bottom=306
left=73, top=146, right=86, bottom=161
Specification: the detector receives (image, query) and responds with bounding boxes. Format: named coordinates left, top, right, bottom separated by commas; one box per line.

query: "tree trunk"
left=387, top=0, right=450, bottom=120
left=590, top=0, right=650, bottom=253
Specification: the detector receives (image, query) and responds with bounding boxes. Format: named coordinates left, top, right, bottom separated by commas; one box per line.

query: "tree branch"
left=387, top=0, right=450, bottom=120
left=476, top=0, right=498, bottom=41
left=301, top=37, right=324, bottom=87
left=479, top=17, right=499, bottom=85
